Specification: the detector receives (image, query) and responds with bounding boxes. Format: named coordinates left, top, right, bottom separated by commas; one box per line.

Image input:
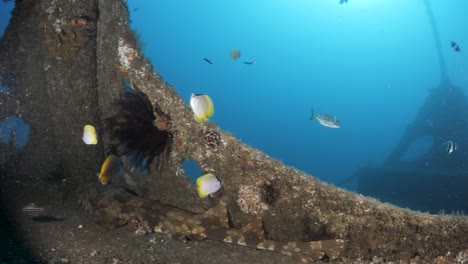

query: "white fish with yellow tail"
left=196, top=173, right=223, bottom=198
left=82, top=125, right=97, bottom=145
left=190, top=93, right=214, bottom=122
left=309, top=108, right=340, bottom=128
left=97, top=155, right=122, bottom=185
left=230, top=49, right=241, bottom=60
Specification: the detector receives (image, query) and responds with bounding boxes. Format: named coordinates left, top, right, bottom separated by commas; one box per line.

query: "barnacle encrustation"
left=202, top=129, right=221, bottom=148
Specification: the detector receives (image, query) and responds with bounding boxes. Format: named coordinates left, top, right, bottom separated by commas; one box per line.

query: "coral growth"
left=69, top=16, right=89, bottom=27
left=52, top=16, right=95, bottom=60
left=237, top=184, right=271, bottom=215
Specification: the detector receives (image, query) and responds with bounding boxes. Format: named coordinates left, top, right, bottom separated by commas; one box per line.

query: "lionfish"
left=104, top=81, right=172, bottom=173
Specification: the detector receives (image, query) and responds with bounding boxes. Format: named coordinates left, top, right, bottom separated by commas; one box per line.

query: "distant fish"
left=310, top=108, right=340, bottom=128
left=133, top=8, right=140, bottom=11
left=203, top=58, right=213, bottom=64
left=339, top=0, right=348, bottom=4
left=230, top=49, right=241, bottom=61
left=243, top=60, right=256, bottom=65
left=196, top=173, right=223, bottom=198
left=450, top=41, right=461, bottom=52
left=97, top=155, right=122, bottom=185
left=442, top=141, right=457, bottom=154
left=82, top=125, right=97, bottom=145
left=190, top=93, right=214, bottom=122
left=22, top=203, right=48, bottom=216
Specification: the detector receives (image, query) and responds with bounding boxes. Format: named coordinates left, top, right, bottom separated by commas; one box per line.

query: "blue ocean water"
left=0, top=1, right=13, bottom=37
left=128, top=0, right=468, bottom=189
left=0, top=2, right=30, bottom=149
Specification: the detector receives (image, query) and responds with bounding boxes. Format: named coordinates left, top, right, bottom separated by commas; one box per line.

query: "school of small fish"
left=203, top=49, right=256, bottom=65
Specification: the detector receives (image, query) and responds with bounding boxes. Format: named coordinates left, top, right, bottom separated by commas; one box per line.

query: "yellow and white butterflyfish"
left=196, top=173, right=223, bottom=198
left=82, top=125, right=97, bottom=145
left=96, top=155, right=122, bottom=185
left=190, top=93, right=214, bottom=122
left=230, top=49, right=241, bottom=60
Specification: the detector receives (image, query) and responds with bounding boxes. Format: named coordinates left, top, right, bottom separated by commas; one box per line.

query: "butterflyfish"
left=190, top=93, right=214, bottom=122
left=97, top=155, right=122, bottom=185
left=230, top=49, right=241, bottom=60
left=82, top=125, right=97, bottom=145
left=196, top=173, right=223, bottom=198
left=450, top=41, right=461, bottom=52
left=310, top=108, right=341, bottom=128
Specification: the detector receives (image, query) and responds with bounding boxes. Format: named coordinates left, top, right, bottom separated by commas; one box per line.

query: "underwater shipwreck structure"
left=356, top=0, right=468, bottom=214
left=1, top=0, right=468, bottom=263
left=356, top=82, right=468, bottom=213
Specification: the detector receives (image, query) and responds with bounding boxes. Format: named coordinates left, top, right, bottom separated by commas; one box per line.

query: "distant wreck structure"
left=356, top=0, right=468, bottom=213
left=357, top=80, right=468, bottom=213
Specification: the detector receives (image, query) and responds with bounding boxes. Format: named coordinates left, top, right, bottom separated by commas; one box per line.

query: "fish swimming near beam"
left=450, top=41, right=461, bottom=52
left=190, top=93, right=214, bottom=122
left=310, top=108, right=341, bottom=128
left=441, top=140, right=457, bottom=154
left=243, top=60, right=256, bottom=65
left=82, top=125, right=97, bottom=145
left=78, top=185, right=345, bottom=262
left=203, top=58, right=213, bottom=64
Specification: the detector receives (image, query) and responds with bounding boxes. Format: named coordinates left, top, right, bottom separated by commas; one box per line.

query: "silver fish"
left=22, top=203, right=48, bottom=216
left=442, top=141, right=457, bottom=154
left=310, top=108, right=340, bottom=128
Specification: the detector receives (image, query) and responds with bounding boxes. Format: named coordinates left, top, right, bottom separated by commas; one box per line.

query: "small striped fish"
left=22, top=203, right=48, bottom=216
